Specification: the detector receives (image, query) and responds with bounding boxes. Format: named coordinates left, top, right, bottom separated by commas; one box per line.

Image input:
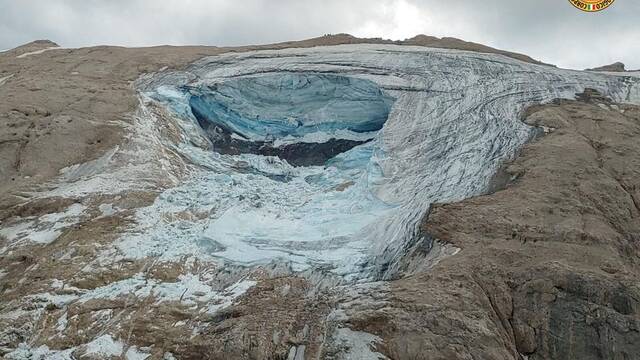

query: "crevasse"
left=127, top=44, right=640, bottom=279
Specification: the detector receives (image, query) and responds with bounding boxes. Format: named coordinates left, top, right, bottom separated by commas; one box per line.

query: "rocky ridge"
left=587, top=61, right=627, bottom=72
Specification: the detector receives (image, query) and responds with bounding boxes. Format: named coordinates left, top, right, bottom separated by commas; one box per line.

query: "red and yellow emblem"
left=569, top=0, right=615, bottom=12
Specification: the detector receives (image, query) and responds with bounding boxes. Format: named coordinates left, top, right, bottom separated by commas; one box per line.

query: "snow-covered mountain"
left=1, top=36, right=640, bottom=359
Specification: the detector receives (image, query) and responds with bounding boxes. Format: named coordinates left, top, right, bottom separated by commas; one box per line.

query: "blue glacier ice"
left=130, top=71, right=401, bottom=277
left=188, top=74, right=394, bottom=142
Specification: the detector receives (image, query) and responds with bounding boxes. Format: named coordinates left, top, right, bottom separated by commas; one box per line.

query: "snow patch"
left=69, top=273, right=256, bottom=313
left=98, top=203, right=118, bottom=217
left=4, top=344, right=75, bottom=360
left=56, top=312, right=68, bottom=332
left=4, top=335, right=149, bottom=360
left=4, top=335, right=148, bottom=360
left=29, top=292, right=79, bottom=308
left=333, top=327, right=388, bottom=360
left=207, top=279, right=256, bottom=314
left=0, top=203, right=87, bottom=245
left=16, top=47, right=60, bottom=59
left=0, top=74, right=13, bottom=86
left=82, top=335, right=124, bottom=357
left=125, top=346, right=151, bottom=360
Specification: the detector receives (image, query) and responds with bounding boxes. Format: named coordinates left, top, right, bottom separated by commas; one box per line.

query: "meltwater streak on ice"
left=133, top=44, right=640, bottom=279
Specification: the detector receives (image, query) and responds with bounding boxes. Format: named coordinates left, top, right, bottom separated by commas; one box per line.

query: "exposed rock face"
left=1, top=35, right=640, bottom=360
left=587, top=61, right=626, bottom=72
left=402, top=34, right=551, bottom=66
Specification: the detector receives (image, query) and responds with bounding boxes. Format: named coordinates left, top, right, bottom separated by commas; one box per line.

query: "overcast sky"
left=1, top=0, right=638, bottom=70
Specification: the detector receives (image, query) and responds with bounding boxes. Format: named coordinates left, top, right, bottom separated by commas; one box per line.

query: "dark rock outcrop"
left=587, top=62, right=626, bottom=72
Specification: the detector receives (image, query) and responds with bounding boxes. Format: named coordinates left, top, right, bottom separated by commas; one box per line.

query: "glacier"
left=108, top=44, right=640, bottom=280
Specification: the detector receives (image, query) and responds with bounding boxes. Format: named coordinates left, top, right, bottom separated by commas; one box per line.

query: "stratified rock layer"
left=587, top=61, right=626, bottom=72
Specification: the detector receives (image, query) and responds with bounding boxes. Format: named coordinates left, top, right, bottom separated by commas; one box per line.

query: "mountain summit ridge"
left=5, top=33, right=550, bottom=66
